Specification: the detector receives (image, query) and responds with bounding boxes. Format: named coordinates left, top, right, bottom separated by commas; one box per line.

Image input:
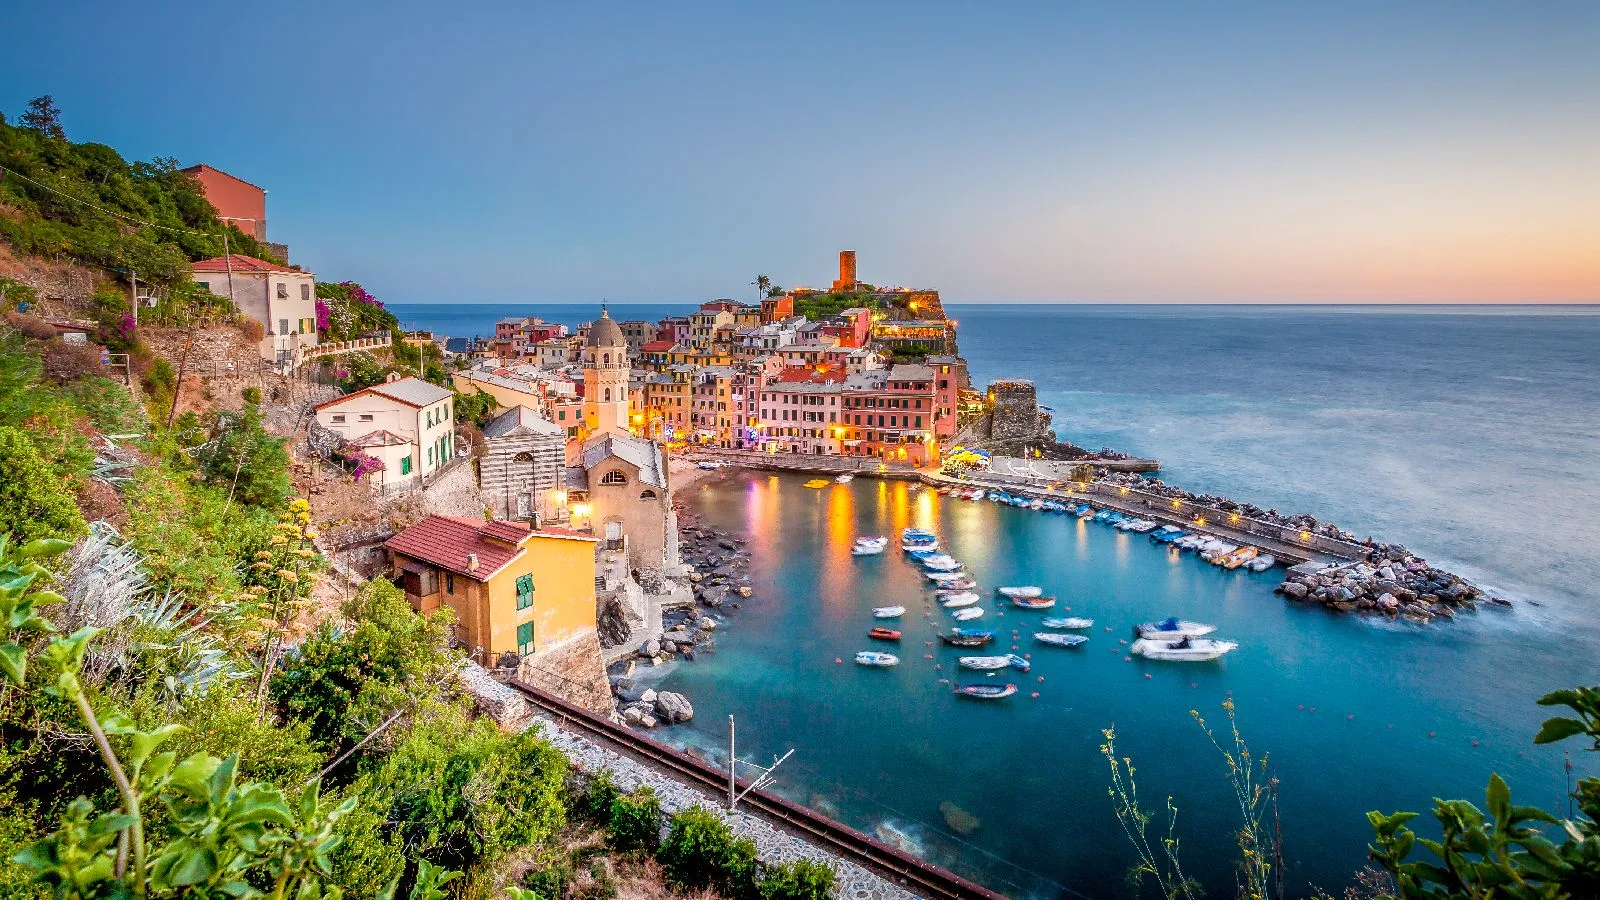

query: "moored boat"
left=1034, top=632, right=1089, bottom=648
left=1010, top=595, right=1056, bottom=609
left=1131, top=637, right=1238, bottom=661
left=940, top=629, right=994, bottom=647
left=951, top=607, right=984, bottom=621
left=871, top=606, right=905, bottom=618
left=938, top=578, right=979, bottom=591
left=1135, top=617, right=1216, bottom=639
left=855, top=651, right=900, bottom=666
left=997, top=586, right=1044, bottom=598
left=1223, top=547, right=1259, bottom=570
left=868, top=627, right=902, bottom=641
left=1042, top=617, right=1094, bottom=629
left=954, top=683, right=1017, bottom=700
left=922, top=558, right=963, bottom=572
left=940, top=592, right=980, bottom=608
left=852, top=543, right=885, bottom=556
left=925, top=570, right=968, bottom=583
left=835, top=473, right=854, bottom=483
left=1248, top=554, right=1277, bottom=572
left=957, top=655, right=1010, bottom=670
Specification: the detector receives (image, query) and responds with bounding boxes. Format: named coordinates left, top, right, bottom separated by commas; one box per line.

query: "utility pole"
left=726, top=714, right=793, bottom=812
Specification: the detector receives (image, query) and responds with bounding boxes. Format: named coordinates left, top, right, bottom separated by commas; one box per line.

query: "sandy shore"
left=666, top=453, right=724, bottom=493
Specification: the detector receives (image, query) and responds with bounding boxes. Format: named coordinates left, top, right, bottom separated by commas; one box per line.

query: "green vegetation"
left=0, top=426, right=87, bottom=543
left=314, top=281, right=399, bottom=342
left=195, top=404, right=293, bottom=509
left=658, top=805, right=759, bottom=899
left=0, top=98, right=281, bottom=286
left=792, top=291, right=879, bottom=322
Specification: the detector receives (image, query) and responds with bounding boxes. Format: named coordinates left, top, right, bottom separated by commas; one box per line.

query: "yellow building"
left=384, top=515, right=598, bottom=667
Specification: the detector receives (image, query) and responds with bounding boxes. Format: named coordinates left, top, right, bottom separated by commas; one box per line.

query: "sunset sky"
left=5, top=1, right=1597, bottom=304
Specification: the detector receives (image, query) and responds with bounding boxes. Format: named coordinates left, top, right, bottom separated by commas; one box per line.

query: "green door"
left=516, top=620, right=534, bottom=656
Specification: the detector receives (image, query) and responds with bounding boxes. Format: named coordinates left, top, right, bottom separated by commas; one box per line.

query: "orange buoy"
left=835, top=658, right=842, bottom=663
left=1144, top=673, right=1152, bottom=679
left=1037, top=676, right=1045, bottom=682
left=1030, top=692, right=1040, bottom=698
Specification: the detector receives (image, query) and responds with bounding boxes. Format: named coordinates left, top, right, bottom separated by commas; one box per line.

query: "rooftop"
left=482, top=405, right=564, bottom=439
left=315, top=376, right=453, bottom=411
left=385, top=515, right=596, bottom=582
left=192, top=254, right=298, bottom=274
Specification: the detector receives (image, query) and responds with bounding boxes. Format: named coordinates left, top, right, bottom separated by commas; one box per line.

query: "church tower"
left=582, top=306, right=630, bottom=439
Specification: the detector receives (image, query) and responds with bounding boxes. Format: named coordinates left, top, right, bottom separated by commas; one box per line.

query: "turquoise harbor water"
left=394, top=303, right=1600, bottom=897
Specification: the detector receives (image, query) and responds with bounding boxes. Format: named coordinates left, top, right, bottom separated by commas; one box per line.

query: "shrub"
left=2, top=310, right=58, bottom=340
left=606, top=786, right=663, bottom=852
left=580, top=770, right=621, bottom=823
left=759, top=859, right=836, bottom=900
left=241, top=385, right=261, bottom=405
left=39, top=340, right=103, bottom=385
left=0, top=426, right=87, bottom=543
left=658, top=805, right=758, bottom=899
left=194, top=405, right=291, bottom=508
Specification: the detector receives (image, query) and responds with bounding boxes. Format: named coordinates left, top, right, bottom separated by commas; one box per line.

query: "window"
left=196, top=281, right=210, bottom=291
left=299, top=317, right=314, bottom=334
left=359, top=414, right=374, bottom=422
left=603, top=388, right=611, bottom=402
left=427, top=446, right=434, bottom=465
left=401, top=455, right=412, bottom=475
left=276, top=282, right=288, bottom=298
left=516, top=620, right=534, bottom=656
left=445, top=571, right=455, bottom=594
left=601, top=470, right=627, bottom=485
left=331, top=414, right=345, bottom=423
left=278, top=318, right=290, bottom=335
left=301, top=283, right=311, bottom=301
left=515, top=573, right=534, bottom=610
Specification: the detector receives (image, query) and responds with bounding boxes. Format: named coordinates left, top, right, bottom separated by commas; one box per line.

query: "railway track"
left=507, top=679, right=1005, bottom=900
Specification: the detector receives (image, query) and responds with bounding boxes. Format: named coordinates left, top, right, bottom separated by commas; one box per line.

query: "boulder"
left=639, top=689, right=658, bottom=705
left=1377, top=593, right=1400, bottom=611
left=698, top=618, right=718, bottom=631
left=736, top=586, right=753, bottom=597
left=639, top=714, right=658, bottom=728
left=662, top=640, right=677, bottom=654
left=655, top=691, right=694, bottom=723
left=1281, top=582, right=1308, bottom=599
left=642, top=639, right=661, bottom=657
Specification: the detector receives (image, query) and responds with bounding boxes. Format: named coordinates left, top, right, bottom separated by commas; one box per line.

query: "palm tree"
left=753, top=274, right=771, bottom=300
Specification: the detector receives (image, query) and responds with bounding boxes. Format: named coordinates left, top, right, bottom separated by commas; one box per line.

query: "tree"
left=0, top=426, right=87, bottom=543
left=752, top=275, right=771, bottom=301
left=196, top=405, right=291, bottom=509
left=19, top=96, right=64, bottom=140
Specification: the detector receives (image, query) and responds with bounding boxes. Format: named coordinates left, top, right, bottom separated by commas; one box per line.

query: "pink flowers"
left=341, top=281, right=384, bottom=309
left=348, top=452, right=385, bottom=480
left=314, top=299, right=331, bottom=331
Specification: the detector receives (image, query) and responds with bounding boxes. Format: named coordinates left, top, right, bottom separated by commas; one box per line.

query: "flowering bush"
left=348, top=451, right=385, bottom=480
left=314, top=298, right=331, bottom=332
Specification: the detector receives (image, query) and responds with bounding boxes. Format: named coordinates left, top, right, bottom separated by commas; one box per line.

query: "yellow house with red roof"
left=384, top=515, right=598, bottom=667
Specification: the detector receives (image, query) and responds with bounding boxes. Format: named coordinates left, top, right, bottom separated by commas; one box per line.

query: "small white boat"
left=918, top=554, right=959, bottom=568
left=836, top=473, right=854, bottom=483
left=1135, top=618, right=1217, bottom=640
left=940, top=592, right=981, bottom=608
left=926, top=571, right=968, bottom=583
left=902, top=527, right=936, bottom=540
left=1042, top=617, right=1094, bottom=629
left=1248, top=554, right=1277, bottom=572
left=852, top=543, right=885, bottom=556
left=997, top=586, right=1044, bottom=599
left=1131, top=637, right=1238, bottom=661
left=872, top=606, right=906, bottom=618
left=957, top=656, right=1011, bottom=670
left=696, top=461, right=724, bottom=470
left=901, top=542, right=940, bottom=553
left=922, top=559, right=963, bottom=572
left=855, top=535, right=888, bottom=547
left=951, top=607, right=984, bottom=621
left=1033, top=632, right=1088, bottom=648
left=855, top=651, right=900, bottom=667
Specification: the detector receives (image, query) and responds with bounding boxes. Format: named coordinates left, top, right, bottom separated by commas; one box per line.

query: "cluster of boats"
left=1149, top=526, right=1277, bottom=571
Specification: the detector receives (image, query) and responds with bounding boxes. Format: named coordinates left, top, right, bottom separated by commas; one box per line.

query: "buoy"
left=938, top=679, right=948, bottom=685
left=1190, top=682, right=1198, bottom=689
left=1124, top=656, right=1132, bottom=662
left=923, top=654, right=933, bottom=659
left=835, top=658, right=842, bottom=663
left=1023, top=653, right=1031, bottom=659
left=1118, top=638, right=1128, bottom=645
left=1104, top=626, right=1113, bottom=631
left=1144, top=673, right=1152, bottom=679
left=1296, top=705, right=1304, bottom=711
left=1347, top=714, right=1354, bottom=720
left=1309, top=707, right=1316, bottom=713
left=1030, top=692, right=1040, bottom=698
left=1471, top=739, right=1480, bottom=747
left=1037, top=676, right=1045, bottom=682
left=934, top=664, right=941, bottom=670
left=1427, top=731, right=1436, bottom=738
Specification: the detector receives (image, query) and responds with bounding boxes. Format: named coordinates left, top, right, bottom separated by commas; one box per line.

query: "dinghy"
left=855, top=651, right=899, bottom=667
left=954, top=683, right=1017, bottom=700
left=1135, top=617, right=1216, bottom=640
left=926, top=571, right=968, bottom=583
left=922, top=558, right=963, bottom=572
left=855, top=535, right=887, bottom=548
left=940, top=592, right=980, bottom=608
left=1033, top=632, right=1089, bottom=648
left=871, top=606, right=905, bottom=618
left=957, top=655, right=1010, bottom=670
left=951, top=607, right=984, bottom=621
left=1010, top=595, right=1056, bottom=610
left=835, top=473, right=854, bottom=483
left=1131, top=637, right=1238, bottom=661
left=1248, top=554, right=1277, bottom=572
left=939, top=578, right=979, bottom=591
left=939, top=629, right=994, bottom=647
left=997, top=586, right=1044, bottom=598
left=852, top=543, right=886, bottom=556
left=1042, top=617, right=1094, bottom=629
left=868, top=627, right=902, bottom=641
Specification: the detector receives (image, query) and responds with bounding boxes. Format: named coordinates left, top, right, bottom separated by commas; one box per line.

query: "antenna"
left=727, top=714, right=794, bottom=811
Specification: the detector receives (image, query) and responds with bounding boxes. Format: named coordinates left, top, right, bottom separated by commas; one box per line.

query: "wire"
left=0, top=162, right=228, bottom=239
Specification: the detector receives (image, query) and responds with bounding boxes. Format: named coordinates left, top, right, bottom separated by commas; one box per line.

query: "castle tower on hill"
left=582, top=306, right=630, bottom=439
left=831, top=250, right=857, bottom=292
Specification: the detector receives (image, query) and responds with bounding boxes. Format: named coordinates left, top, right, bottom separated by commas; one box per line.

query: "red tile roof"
left=384, top=515, right=596, bottom=582
left=640, top=340, right=675, bottom=353
left=775, top=365, right=847, bottom=384
left=191, top=254, right=298, bottom=274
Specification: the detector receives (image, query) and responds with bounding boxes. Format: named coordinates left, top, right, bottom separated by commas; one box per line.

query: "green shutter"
left=401, top=455, right=412, bottom=475
left=516, top=573, right=534, bottom=610
left=516, top=620, right=534, bottom=655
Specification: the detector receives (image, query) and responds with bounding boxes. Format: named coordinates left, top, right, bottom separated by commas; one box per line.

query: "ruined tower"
left=831, top=250, right=857, bottom=292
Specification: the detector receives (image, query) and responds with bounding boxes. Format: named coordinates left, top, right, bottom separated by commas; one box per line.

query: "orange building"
left=182, top=164, right=268, bottom=241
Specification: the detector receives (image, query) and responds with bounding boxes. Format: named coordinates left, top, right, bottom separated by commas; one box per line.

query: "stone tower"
left=832, top=250, right=857, bottom=291
left=582, top=306, right=630, bottom=439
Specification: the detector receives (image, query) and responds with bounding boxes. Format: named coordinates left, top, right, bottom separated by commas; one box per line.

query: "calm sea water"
left=395, top=302, right=1600, bottom=898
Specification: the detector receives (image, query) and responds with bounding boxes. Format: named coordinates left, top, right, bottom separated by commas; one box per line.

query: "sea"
left=391, top=302, right=1600, bottom=898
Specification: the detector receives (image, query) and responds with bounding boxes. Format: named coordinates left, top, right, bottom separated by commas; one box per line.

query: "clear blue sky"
left=5, top=1, right=1597, bottom=304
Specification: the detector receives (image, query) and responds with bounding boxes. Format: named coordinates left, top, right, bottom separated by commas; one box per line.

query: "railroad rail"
left=506, top=678, right=1005, bottom=900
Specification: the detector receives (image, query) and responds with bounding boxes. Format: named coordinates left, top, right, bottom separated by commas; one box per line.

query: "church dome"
left=585, top=307, right=626, bottom=349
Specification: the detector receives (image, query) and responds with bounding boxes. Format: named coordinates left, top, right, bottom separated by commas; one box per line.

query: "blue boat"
left=1006, top=654, right=1031, bottom=672
left=906, top=549, right=938, bottom=559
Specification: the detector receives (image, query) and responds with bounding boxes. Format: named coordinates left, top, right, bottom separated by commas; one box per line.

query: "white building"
left=313, top=374, right=457, bottom=487
left=191, top=254, right=319, bottom=366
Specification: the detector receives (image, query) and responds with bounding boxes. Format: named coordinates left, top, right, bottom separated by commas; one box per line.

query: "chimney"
left=466, top=553, right=479, bottom=573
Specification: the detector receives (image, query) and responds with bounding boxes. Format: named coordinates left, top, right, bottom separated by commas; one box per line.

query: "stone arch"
left=603, top=352, right=610, bottom=367
left=639, top=489, right=657, bottom=500
left=513, top=451, right=535, bottom=462
left=603, top=387, right=612, bottom=402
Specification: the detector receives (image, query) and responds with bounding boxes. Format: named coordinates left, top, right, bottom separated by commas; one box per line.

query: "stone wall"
left=986, top=379, right=1042, bottom=441
left=515, top=631, right=614, bottom=716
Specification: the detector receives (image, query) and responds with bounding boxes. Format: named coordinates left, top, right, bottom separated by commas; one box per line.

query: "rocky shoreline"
left=607, top=499, right=756, bottom=728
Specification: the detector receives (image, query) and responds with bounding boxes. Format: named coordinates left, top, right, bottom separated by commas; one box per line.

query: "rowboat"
left=955, top=683, right=1016, bottom=700
left=855, top=651, right=899, bottom=667
left=939, top=578, right=979, bottom=591
left=871, top=606, right=905, bottom=618
left=997, top=586, right=1043, bottom=598
left=1135, top=618, right=1216, bottom=640
left=939, top=630, right=994, bottom=647
left=951, top=607, right=984, bottom=621
left=1033, top=633, right=1088, bottom=648
left=852, top=543, right=885, bottom=556
left=939, top=592, right=980, bottom=608
left=868, top=627, right=902, bottom=641
left=835, top=473, right=854, bottom=483
left=1042, top=617, right=1094, bottom=629
left=1131, top=637, right=1238, bottom=661
left=925, top=571, right=968, bottom=583
left=1010, top=596, right=1056, bottom=610
left=957, top=655, right=1030, bottom=672
left=922, top=559, right=964, bottom=572
left=1248, top=554, right=1277, bottom=572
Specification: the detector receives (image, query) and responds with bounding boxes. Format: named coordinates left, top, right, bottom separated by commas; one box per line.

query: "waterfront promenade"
left=680, top=447, right=1360, bottom=567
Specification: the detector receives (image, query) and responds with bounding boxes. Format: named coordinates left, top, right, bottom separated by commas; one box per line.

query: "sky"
left=4, top=1, right=1598, bottom=305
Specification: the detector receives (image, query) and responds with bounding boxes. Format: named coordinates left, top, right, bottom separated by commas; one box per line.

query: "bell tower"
left=582, top=305, right=630, bottom=439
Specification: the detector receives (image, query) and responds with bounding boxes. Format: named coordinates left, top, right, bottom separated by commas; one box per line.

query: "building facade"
left=192, top=254, right=319, bottom=364
left=313, top=375, right=456, bottom=486
left=480, top=406, right=567, bottom=522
